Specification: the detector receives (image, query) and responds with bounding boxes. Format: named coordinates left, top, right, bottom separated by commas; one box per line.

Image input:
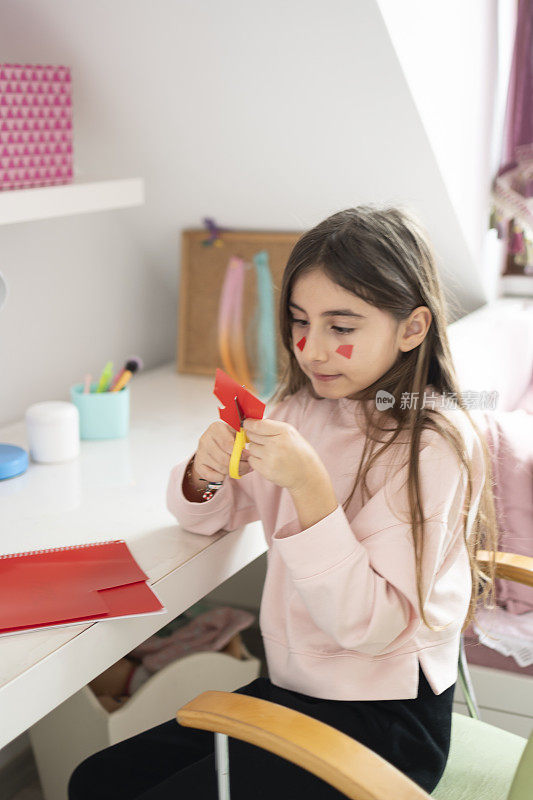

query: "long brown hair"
left=270, top=205, right=498, bottom=633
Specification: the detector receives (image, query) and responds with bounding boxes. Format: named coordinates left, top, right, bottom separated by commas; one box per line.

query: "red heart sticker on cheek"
left=296, top=337, right=306, bottom=351
left=336, top=344, right=353, bottom=359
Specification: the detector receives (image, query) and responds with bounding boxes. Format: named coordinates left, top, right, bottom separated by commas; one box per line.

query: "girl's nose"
left=303, top=331, right=330, bottom=362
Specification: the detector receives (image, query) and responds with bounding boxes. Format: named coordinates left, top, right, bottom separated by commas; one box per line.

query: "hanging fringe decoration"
left=217, top=256, right=258, bottom=395
left=218, top=255, right=244, bottom=383
left=251, top=250, right=277, bottom=401
left=217, top=250, right=278, bottom=401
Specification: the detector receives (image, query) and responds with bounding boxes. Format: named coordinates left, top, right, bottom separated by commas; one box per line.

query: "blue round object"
left=0, top=443, right=29, bottom=480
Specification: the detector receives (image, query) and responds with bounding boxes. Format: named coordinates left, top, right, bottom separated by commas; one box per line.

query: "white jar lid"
left=26, top=401, right=79, bottom=423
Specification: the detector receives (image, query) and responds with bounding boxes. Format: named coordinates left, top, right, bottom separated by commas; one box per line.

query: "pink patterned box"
left=0, top=63, right=73, bottom=191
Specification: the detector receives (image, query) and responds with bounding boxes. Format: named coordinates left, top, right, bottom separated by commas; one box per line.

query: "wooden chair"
left=177, top=550, right=533, bottom=799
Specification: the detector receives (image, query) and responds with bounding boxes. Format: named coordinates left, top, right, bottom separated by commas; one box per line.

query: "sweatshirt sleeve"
left=271, top=424, right=486, bottom=655
left=166, top=454, right=259, bottom=535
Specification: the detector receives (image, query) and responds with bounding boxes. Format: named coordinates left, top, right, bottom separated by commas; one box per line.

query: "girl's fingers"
left=212, top=432, right=234, bottom=457
left=201, top=464, right=226, bottom=481
left=195, top=452, right=226, bottom=481
left=211, top=422, right=239, bottom=455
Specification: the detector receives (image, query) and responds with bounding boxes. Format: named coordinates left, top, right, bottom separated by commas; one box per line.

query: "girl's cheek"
left=295, top=339, right=354, bottom=357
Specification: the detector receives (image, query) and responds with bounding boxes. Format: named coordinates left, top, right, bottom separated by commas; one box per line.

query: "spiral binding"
left=0, top=540, right=125, bottom=559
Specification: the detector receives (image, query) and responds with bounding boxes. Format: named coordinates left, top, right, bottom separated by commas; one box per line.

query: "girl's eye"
left=290, top=317, right=355, bottom=336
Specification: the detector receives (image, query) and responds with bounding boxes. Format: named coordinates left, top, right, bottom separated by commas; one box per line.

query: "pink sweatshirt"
left=166, top=387, right=485, bottom=700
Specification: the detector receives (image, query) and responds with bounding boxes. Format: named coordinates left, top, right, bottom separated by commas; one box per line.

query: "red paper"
left=213, top=368, right=266, bottom=431
left=0, top=540, right=164, bottom=636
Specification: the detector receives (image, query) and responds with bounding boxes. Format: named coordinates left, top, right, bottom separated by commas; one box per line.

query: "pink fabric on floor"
left=125, top=606, right=256, bottom=695
left=129, top=606, right=256, bottom=673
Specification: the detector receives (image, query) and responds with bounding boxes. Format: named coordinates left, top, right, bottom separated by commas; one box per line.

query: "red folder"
left=0, top=540, right=165, bottom=636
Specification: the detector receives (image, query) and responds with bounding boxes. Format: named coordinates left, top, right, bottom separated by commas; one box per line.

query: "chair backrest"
left=507, top=731, right=533, bottom=800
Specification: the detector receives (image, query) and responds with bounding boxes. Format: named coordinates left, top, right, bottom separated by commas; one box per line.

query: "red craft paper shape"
left=213, top=368, right=266, bottom=432
left=336, top=344, right=353, bottom=359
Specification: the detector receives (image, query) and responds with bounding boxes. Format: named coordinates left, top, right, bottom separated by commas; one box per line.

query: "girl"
left=69, top=205, right=498, bottom=800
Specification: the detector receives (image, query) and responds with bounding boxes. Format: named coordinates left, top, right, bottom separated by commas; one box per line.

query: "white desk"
left=0, top=364, right=268, bottom=750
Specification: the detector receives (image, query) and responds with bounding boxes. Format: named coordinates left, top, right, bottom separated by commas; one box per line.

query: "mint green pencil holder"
left=69, top=383, right=130, bottom=440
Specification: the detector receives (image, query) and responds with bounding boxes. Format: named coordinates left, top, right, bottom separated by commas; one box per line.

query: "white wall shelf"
left=0, top=177, right=144, bottom=225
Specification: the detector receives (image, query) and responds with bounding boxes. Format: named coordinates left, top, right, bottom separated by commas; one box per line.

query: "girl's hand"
left=193, top=421, right=253, bottom=484
left=242, top=418, right=324, bottom=492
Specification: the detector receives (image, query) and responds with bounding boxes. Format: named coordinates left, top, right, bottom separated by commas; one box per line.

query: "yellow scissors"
left=229, top=396, right=248, bottom=479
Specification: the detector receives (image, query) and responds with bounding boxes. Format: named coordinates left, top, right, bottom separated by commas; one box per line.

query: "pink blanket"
left=471, top=394, right=533, bottom=614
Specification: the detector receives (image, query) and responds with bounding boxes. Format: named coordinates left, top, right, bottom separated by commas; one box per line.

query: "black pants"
left=68, top=664, right=454, bottom=799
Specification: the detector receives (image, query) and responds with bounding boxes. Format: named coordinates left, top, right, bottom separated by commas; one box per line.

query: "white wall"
left=0, top=0, right=508, bottom=777
left=378, top=0, right=517, bottom=307
left=0, top=0, right=501, bottom=428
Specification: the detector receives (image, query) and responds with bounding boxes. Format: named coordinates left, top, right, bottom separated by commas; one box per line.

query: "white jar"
left=25, top=401, right=80, bottom=463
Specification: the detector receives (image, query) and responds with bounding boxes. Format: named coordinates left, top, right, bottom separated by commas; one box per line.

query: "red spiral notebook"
left=0, top=540, right=166, bottom=637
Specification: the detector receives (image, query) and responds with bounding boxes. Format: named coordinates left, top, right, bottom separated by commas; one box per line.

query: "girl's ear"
left=399, top=307, right=432, bottom=351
